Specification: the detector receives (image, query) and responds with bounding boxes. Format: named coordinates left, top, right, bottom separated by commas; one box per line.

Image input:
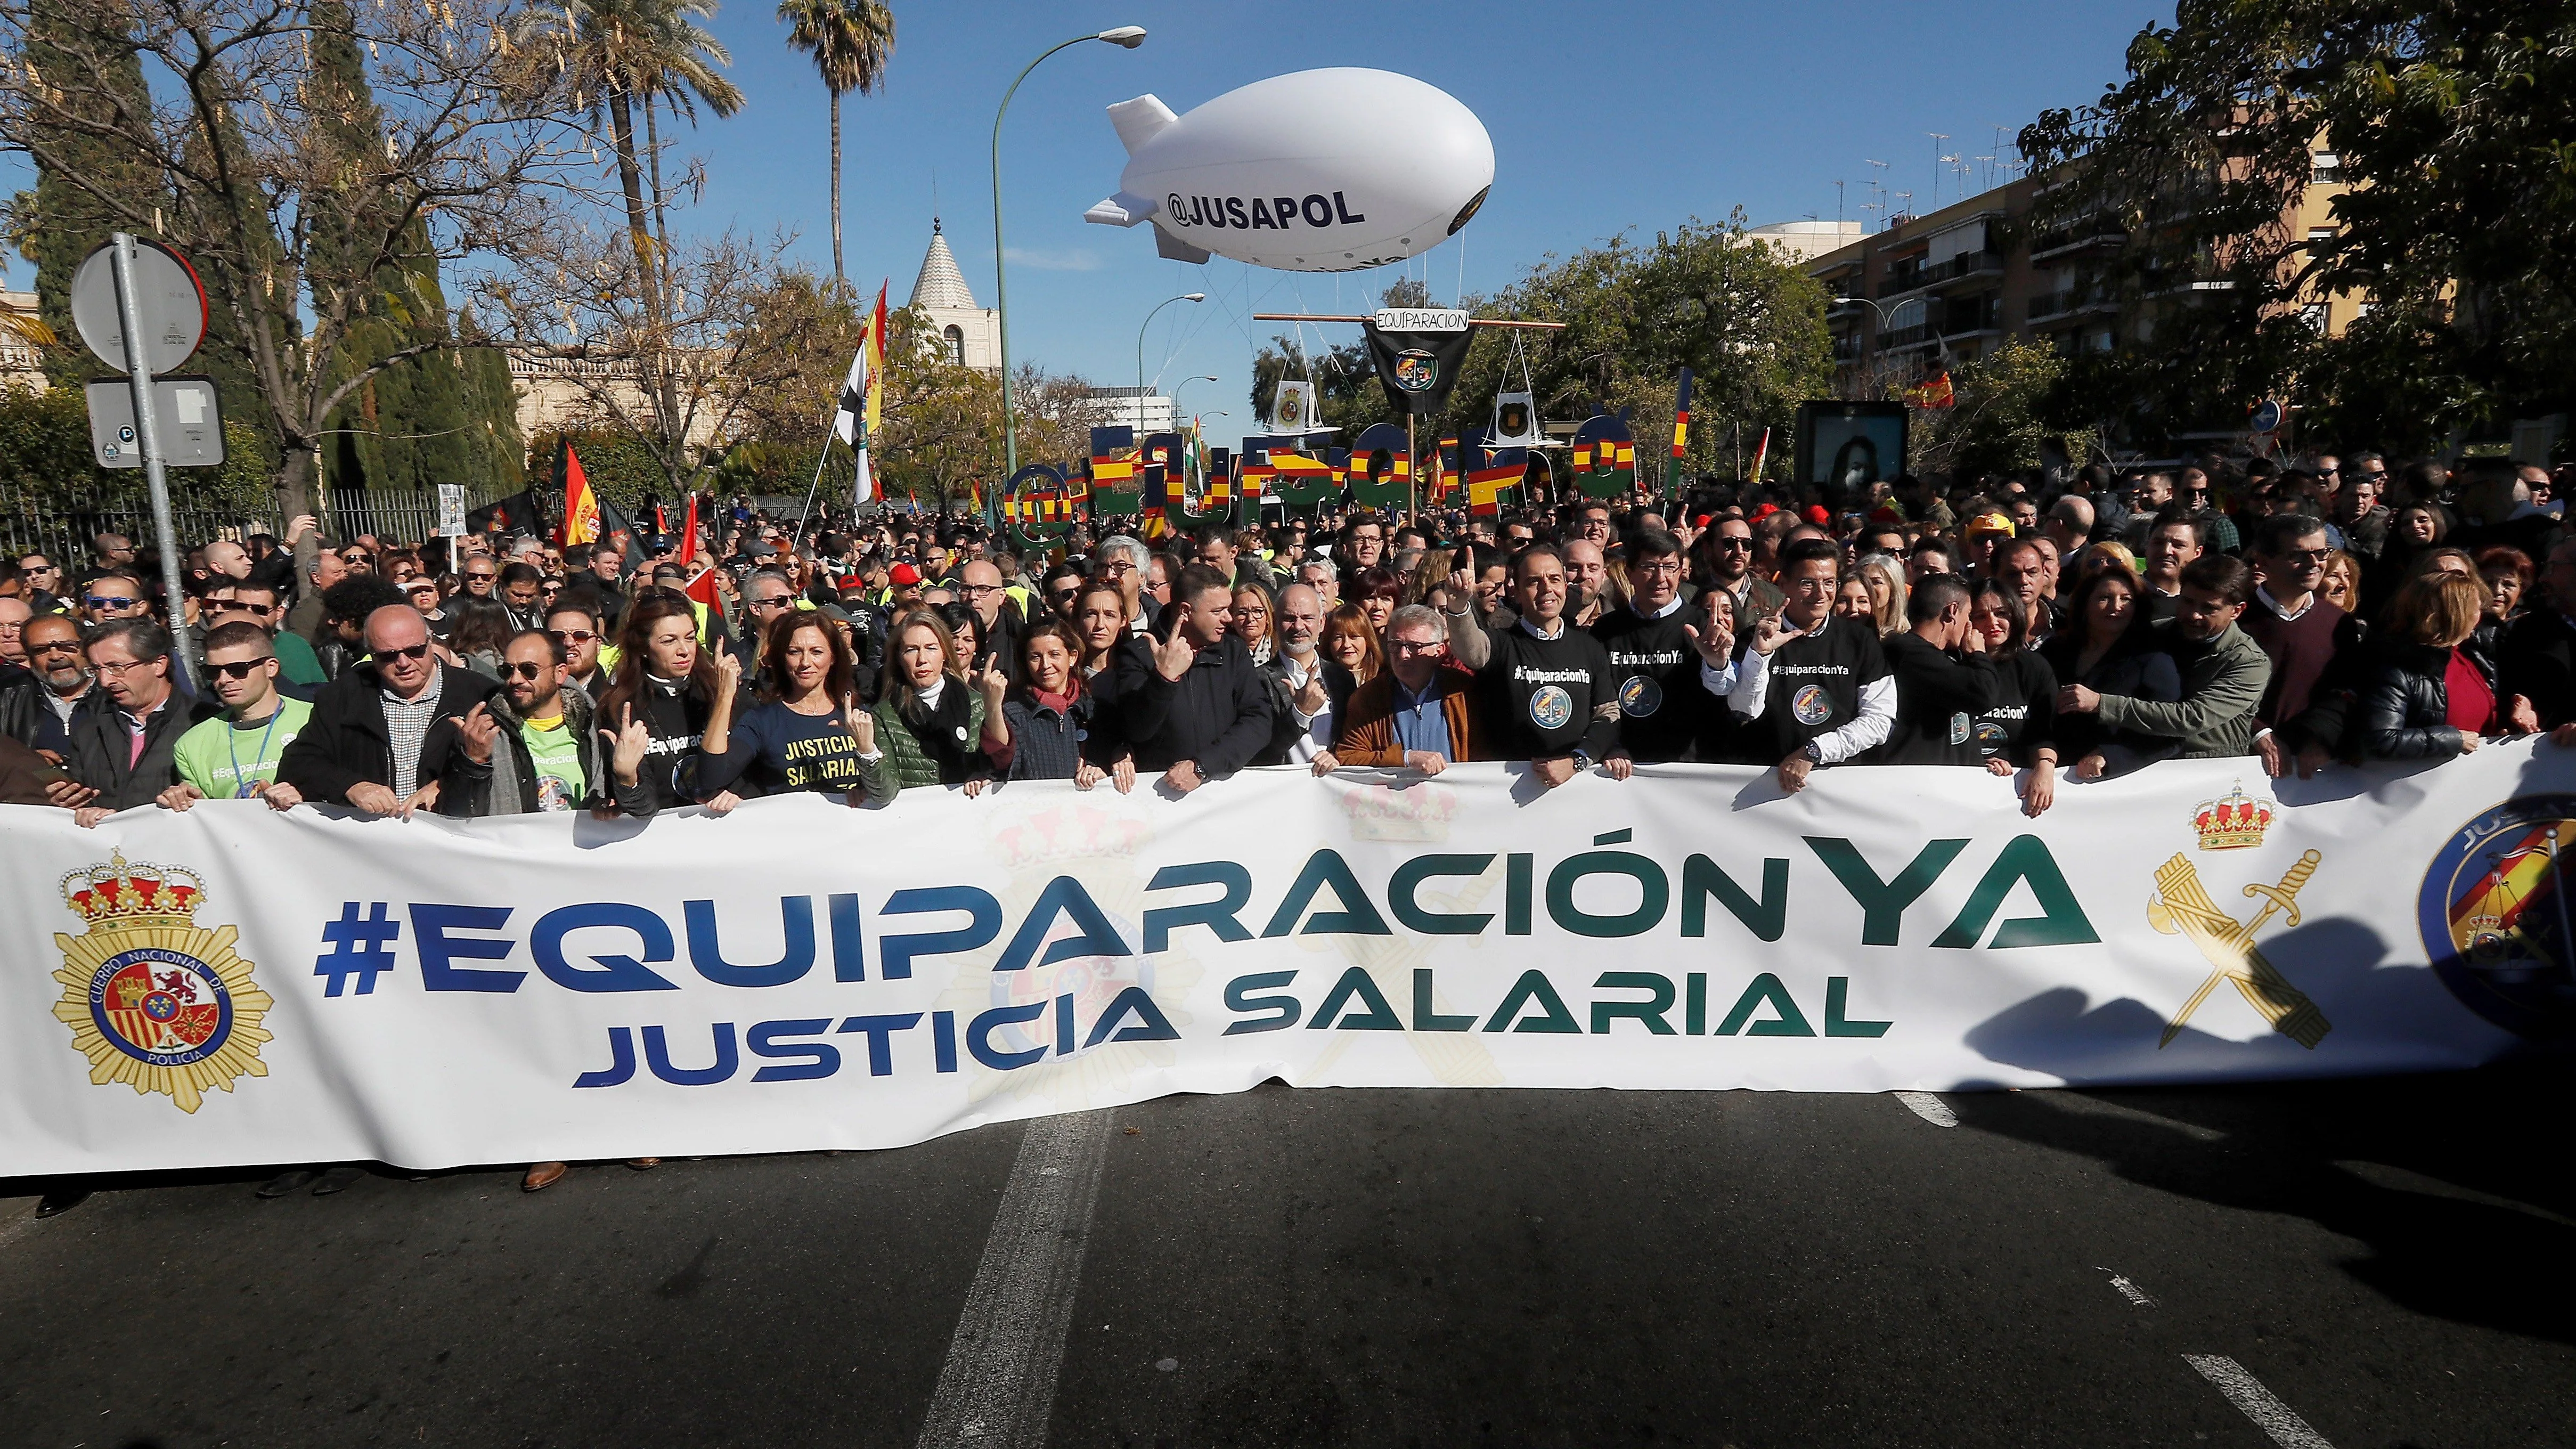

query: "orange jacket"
left=1332, top=663, right=1482, bottom=765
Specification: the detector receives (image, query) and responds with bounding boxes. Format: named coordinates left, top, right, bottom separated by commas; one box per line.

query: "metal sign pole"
left=111, top=232, right=194, bottom=687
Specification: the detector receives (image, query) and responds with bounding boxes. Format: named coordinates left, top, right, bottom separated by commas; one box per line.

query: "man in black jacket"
left=1872, top=574, right=2000, bottom=766
left=278, top=604, right=500, bottom=817
left=2504, top=539, right=2576, bottom=732
left=1113, top=563, right=1276, bottom=794
left=66, top=618, right=220, bottom=819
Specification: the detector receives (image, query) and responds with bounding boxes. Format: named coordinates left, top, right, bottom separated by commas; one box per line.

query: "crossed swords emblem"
left=2147, top=849, right=2330, bottom=1049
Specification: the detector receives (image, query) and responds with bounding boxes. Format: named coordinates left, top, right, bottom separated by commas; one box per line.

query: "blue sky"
left=686, top=0, right=2172, bottom=437
left=14, top=1, right=2174, bottom=447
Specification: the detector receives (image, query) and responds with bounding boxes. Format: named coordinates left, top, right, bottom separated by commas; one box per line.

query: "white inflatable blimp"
left=1084, top=68, right=1494, bottom=273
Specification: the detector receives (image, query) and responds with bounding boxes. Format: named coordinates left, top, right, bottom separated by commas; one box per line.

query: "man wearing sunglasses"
left=79, top=572, right=152, bottom=625
left=450, top=628, right=640, bottom=816
left=279, top=604, right=501, bottom=818
left=17, top=552, right=64, bottom=614
left=64, top=618, right=220, bottom=820
left=205, top=582, right=327, bottom=693
left=160, top=621, right=310, bottom=811
left=544, top=600, right=609, bottom=702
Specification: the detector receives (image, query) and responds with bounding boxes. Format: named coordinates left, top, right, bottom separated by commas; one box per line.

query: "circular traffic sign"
left=70, top=239, right=208, bottom=375
left=2249, top=398, right=2285, bottom=435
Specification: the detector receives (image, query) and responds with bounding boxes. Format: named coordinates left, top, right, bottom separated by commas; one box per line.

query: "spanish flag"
left=556, top=444, right=599, bottom=547
left=1433, top=434, right=1461, bottom=502
left=1666, top=367, right=1692, bottom=496
left=1909, top=370, right=1956, bottom=410
left=1467, top=442, right=1525, bottom=518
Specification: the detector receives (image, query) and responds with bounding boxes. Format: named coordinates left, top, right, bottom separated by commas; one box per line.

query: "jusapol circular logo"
left=2417, top=795, right=2576, bottom=1038
left=1528, top=685, right=1574, bottom=731
left=1393, top=350, right=1439, bottom=392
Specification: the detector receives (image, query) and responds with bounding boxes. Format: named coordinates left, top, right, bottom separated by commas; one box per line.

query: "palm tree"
left=778, top=0, right=895, bottom=286
left=536, top=0, right=744, bottom=329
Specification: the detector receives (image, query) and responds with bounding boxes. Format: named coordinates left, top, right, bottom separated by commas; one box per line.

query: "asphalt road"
left=6, top=1065, right=2574, bottom=1448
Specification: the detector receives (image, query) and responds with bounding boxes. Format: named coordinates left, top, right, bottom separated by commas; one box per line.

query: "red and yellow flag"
left=557, top=444, right=599, bottom=547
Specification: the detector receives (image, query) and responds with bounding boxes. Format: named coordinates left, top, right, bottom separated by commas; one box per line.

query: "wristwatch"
left=1568, top=748, right=1593, bottom=771
left=1801, top=741, right=1825, bottom=763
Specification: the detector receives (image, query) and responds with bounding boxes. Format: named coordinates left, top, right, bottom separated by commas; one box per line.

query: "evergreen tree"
left=303, top=0, right=523, bottom=493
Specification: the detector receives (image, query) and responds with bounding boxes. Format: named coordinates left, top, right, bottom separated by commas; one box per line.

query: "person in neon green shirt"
left=162, top=620, right=311, bottom=811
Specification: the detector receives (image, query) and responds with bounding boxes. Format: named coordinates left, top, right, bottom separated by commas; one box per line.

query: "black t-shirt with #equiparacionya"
left=1592, top=603, right=1702, bottom=763
left=1742, top=614, right=1890, bottom=761
left=1476, top=619, right=1620, bottom=762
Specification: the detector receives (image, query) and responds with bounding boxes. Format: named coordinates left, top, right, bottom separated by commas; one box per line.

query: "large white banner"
left=5, top=746, right=2570, bottom=1176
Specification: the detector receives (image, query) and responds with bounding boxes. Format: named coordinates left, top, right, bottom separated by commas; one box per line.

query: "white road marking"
left=2185, top=1355, right=2336, bottom=1448
left=1893, top=1091, right=1958, bottom=1127
left=2099, top=1271, right=2156, bottom=1307
left=915, top=1110, right=1115, bottom=1449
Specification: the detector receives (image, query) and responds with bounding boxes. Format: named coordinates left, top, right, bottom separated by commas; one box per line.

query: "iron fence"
left=0, top=481, right=518, bottom=567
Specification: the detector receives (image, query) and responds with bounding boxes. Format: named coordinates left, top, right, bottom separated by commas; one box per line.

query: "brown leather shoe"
left=521, top=1161, right=567, bottom=1192
left=626, top=1158, right=661, bottom=1170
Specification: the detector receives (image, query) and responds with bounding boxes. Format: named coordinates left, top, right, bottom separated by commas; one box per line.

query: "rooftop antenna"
left=1976, top=154, right=1995, bottom=190
left=1928, top=133, right=1949, bottom=207
left=1833, top=179, right=1846, bottom=222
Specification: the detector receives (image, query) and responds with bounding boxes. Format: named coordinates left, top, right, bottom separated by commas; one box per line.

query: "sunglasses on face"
left=465, top=571, right=496, bottom=583
left=376, top=642, right=433, bottom=662
left=504, top=661, right=551, bottom=680
left=547, top=629, right=599, bottom=647
left=32, top=639, right=81, bottom=654
left=208, top=658, right=272, bottom=680
left=85, top=596, right=138, bottom=610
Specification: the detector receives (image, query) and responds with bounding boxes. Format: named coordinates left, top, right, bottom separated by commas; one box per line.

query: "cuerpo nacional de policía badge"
left=51, top=852, right=273, bottom=1113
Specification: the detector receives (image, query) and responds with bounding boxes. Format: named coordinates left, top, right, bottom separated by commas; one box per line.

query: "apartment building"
left=1807, top=151, right=2357, bottom=398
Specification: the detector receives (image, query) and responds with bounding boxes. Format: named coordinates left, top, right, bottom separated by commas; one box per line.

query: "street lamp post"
left=1135, top=291, right=1204, bottom=433
left=1170, top=375, right=1218, bottom=422
left=993, top=25, right=1146, bottom=477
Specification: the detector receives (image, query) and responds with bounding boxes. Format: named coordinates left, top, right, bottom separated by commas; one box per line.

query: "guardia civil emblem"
left=51, top=852, right=272, bottom=1113
left=2145, top=787, right=2327, bottom=1049
left=1392, top=349, right=1439, bottom=392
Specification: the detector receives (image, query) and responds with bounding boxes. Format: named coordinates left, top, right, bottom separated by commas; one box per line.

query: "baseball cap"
left=1963, top=512, right=2016, bottom=538
left=888, top=563, right=923, bottom=586
left=836, top=576, right=867, bottom=595
left=1804, top=505, right=1831, bottom=527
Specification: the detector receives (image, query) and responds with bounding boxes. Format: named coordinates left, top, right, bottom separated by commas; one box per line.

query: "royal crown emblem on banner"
left=51, top=852, right=273, bottom=1113
left=2192, top=782, right=2273, bottom=851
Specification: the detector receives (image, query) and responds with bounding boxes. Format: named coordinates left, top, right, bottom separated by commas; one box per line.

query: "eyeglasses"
left=747, top=596, right=793, bottom=610
left=218, top=599, right=278, bottom=614
left=376, top=642, right=433, bottom=662
left=503, top=661, right=550, bottom=680
left=547, top=628, right=599, bottom=645
left=1389, top=638, right=1444, bottom=655
left=464, top=571, right=497, bottom=583
left=84, top=596, right=138, bottom=610
left=31, top=639, right=81, bottom=655
left=208, top=658, right=271, bottom=680
left=960, top=583, right=1004, bottom=598
left=1713, top=538, right=1754, bottom=551
left=92, top=657, right=159, bottom=677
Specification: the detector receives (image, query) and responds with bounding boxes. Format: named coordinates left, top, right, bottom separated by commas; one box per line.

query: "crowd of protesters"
left=6, top=452, right=2575, bottom=1206
left=9, top=453, right=2576, bottom=835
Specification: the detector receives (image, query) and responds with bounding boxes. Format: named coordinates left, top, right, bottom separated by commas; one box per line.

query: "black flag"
left=1361, top=318, right=1476, bottom=417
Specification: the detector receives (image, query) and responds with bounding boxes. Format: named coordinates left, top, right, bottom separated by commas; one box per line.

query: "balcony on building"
left=1918, top=249, right=2006, bottom=291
